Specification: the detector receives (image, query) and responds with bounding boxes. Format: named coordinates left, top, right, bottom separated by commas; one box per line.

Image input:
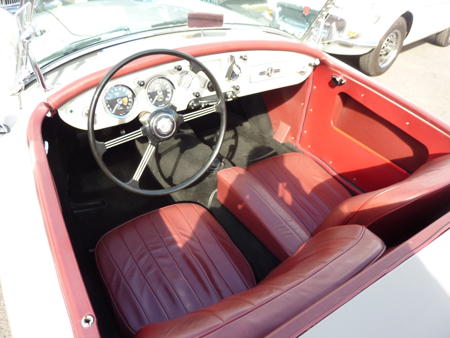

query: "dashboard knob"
left=207, top=81, right=215, bottom=92
left=225, top=91, right=237, bottom=101
left=226, top=55, right=241, bottom=81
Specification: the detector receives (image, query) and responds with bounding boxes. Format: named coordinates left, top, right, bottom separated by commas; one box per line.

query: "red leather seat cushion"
left=96, top=203, right=255, bottom=336
left=217, top=152, right=351, bottom=260
left=137, top=225, right=385, bottom=338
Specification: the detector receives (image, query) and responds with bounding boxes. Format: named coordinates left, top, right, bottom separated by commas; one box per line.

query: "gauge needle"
left=112, top=100, right=121, bottom=114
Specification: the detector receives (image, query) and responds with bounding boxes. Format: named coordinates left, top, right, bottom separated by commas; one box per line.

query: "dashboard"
left=58, top=50, right=316, bottom=130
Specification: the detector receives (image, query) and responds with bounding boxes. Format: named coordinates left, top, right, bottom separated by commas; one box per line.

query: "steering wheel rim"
left=87, top=49, right=227, bottom=196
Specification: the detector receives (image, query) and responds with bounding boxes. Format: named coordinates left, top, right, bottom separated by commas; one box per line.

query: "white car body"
left=269, top=0, right=450, bottom=55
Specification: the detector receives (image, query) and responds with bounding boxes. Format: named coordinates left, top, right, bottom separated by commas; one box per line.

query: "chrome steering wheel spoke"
left=180, top=104, right=218, bottom=123
left=96, top=128, right=144, bottom=156
left=129, top=142, right=156, bottom=187
left=105, top=128, right=144, bottom=149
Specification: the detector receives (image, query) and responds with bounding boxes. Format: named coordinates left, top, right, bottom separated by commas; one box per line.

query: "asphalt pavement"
left=377, top=39, right=450, bottom=125
left=336, top=39, right=450, bottom=125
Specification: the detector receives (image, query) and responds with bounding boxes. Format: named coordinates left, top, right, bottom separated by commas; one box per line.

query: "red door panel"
left=298, top=65, right=450, bottom=192
left=333, top=93, right=429, bottom=173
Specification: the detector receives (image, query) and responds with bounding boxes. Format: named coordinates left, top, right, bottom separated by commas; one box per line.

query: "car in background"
left=0, top=0, right=20, bottom=12
left=268, top=0, right=450, bottom=75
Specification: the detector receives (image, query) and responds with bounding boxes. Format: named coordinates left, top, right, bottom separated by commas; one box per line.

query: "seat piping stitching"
left=256, top=162, right=319, bottom=234
left=174, top=204, right=236, bottom=296
left=240, top=172, right=309, bottom=242
left=163, top=206, right=225, bottom=300
left=151, top=210, right=206, bottom=307
left=191, top=204, right=256, bottom=288
left=95, top=243, right=138, bottom=334
left=119, top=227, right=173, bottom=319
left=102, top=239, right=153, bottom=324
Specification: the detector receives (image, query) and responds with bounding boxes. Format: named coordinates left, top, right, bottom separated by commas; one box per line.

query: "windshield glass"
left=28, top=0, right=328, bottom=66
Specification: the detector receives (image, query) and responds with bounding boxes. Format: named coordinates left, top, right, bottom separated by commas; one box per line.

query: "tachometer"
left=147, top=77, right=174, bottom=108
left=104, top=85, right=135, bottom=117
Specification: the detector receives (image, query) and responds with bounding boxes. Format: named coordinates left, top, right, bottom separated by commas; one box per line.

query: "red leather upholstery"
left=316, top=154, right=450, bottom=236
left=137, top=225, right=385, bottom=338
left=217, top=152, right=351, bottom=260
left=96, top=203, right=255, bottom=336
left=217, top=153, right=450, bottom=259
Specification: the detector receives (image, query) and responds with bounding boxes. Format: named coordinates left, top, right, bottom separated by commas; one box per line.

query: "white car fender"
left=365, top=3, right=412, bottom=42
left=335, top=0, right=411, bottom=50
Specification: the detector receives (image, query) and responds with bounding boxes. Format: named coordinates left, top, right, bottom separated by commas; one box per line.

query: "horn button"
left=142, top=109, right=178, bottom=140
left=153, top=114, right=175, bottom=138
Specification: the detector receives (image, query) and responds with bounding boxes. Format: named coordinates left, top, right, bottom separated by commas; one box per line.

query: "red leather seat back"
left=96, top=203, right=255, bottom=336
left=137, top=225, right=385, bottom=338
left=317, top=154, right=450, bottom=242
left=217, top=153, right=351, bottom=260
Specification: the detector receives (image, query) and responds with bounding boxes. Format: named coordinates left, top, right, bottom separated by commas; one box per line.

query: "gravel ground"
left=1, top=35, right=448, bottom=338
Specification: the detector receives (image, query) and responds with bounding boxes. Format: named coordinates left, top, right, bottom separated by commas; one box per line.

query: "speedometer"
left=147, top=77, right=174, bottom=108
left=104, top=85, right=135, bottom=117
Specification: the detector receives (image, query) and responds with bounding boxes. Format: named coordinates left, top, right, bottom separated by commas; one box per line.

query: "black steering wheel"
left=88, top=49, right=227, bottom=196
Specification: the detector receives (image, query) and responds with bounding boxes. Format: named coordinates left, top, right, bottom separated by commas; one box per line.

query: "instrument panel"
left=58, top=50, right=316, bottom=130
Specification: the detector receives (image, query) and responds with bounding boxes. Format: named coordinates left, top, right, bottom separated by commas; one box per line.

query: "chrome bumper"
left=321, top=39, right=378, bottom=56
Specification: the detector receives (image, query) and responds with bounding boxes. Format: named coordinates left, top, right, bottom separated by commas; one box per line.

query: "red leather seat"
left=96, top=203, right=255, bottom=336
left=217, top=153, right=450, bottom=260
left=96, top=203, right=385, bottom=337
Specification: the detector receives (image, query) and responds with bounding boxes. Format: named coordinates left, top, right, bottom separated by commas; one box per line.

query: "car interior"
left=36, top=42, right=450, bottom=337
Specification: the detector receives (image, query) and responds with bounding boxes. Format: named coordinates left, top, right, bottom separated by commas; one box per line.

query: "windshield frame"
left=19, top=0, right=331, bottom=87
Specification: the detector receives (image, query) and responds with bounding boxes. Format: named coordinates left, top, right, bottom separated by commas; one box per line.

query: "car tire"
left=359, top=17, right=407, bottom=76
left=433, top=28, right=450, bottom=47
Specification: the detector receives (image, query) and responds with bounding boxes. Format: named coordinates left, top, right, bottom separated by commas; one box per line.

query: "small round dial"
left=147, top=77, right=174, bottom=108
left=104, top=85, right=135, bottom=117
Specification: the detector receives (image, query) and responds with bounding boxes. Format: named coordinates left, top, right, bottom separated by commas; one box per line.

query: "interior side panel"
left=296, top=64, right=450, bottom=192
left=333, top=93, right=429, bottom=173
left=263, top=77, right=312, bottom=145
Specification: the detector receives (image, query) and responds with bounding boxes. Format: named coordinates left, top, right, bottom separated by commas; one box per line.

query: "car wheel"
left=359, top=17, right=407, bottom=76
left=433, top=28, right=450, bottom=47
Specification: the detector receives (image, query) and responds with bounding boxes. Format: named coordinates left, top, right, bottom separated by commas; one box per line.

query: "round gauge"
left=147, top=77, right=174, bottom=108
left=104, top=85, right=135, bottom=117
